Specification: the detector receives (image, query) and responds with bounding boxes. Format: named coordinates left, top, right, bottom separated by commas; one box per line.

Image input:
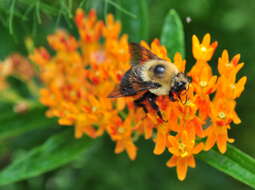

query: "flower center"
left=226, top=62, right=232, bottom=67
left=92, top=107, right=97, bottom=112
left=199, top=80, right=208, bottom=87
left=178, top=143, right=188, bottom=157
left=185, top=100, right=192, bottom=106
left=201, top=46, right=207, bottom=52
left=118, top=127, right=125, bottom=133
left=230, top=84, right=235, bottom=89
left=185, top=100, right=195, bottom=108
left=218, top=112, right=226, bottom=119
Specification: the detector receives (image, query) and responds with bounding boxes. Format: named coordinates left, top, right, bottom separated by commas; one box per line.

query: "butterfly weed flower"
left=0, top=54, right=37, bottom=108
left=30, top=9, right=247, bottom=181
left=0, top=54, right=35, bottom=90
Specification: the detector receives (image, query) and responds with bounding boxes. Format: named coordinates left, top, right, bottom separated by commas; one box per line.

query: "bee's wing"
left=107, top=85, right=126, bottom=98
left=108, top=82, right=160, bottom=98
left=129, top=42, right=162, bottom=66
left=108, top=64, right=161, bottom=98
left=108, top=79, right=161, bottom=98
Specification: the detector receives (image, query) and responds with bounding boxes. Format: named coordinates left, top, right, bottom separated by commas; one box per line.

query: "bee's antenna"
left=184, top=92, right=188, bottom=104
left=184, top=83, right=190, bottom=104
left=179, top=83, right=190, bottom=105
left=177, top=93, right=184, bottom=105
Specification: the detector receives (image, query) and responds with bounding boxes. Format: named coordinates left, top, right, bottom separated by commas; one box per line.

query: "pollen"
left=218, top=112, right=226, bottom=119
left=118, top=127, right=125, bottom=133
left=230, top=84, right=236, bottom=89
left=199, top=80, right=208, bottom=87
left=201, top=46, right=207, bottom=52
left=178, top=143, right=189, bottom=157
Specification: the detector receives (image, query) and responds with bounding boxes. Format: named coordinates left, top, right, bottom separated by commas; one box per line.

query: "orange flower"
left=140, top=39, right=170, bottom=61
left=173, top=52, right=186, bottom=72
left=75, top=9, right=103, bottom=43
left=218, top=50, right=244, bottom=80
left=31, top=9, right=247, bottom=181
left=204, top=124, right=234, bottom=153
left=216, top=50, right=247, bottom=100
left=216, top=76, right=247, bottom=100
left=192, top=33, right=218, bottom=62
left=166, top=131, right=203, bottom=180
left=0, top=53, right=35, bottom=90
left=47, top=30, right=78, bottom=52
left=107, top=117, right=137, bottom=160
left=153, top=123, right=170, bottom=155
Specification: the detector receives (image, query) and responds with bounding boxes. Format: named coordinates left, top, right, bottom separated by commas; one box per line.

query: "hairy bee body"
left=108, top=42, right=189, bottom=120
left=139, top=60, right=179, bottom=95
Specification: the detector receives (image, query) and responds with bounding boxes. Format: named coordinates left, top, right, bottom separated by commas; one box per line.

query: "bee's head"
left=171, top=73, right=190, bottom=94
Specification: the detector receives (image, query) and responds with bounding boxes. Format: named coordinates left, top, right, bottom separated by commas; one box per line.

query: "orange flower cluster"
left=30, top=9, right=247, bottom=181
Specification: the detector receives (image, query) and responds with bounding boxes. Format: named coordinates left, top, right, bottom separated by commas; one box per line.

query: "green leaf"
left=114, top=0, right=149, bottom=42
left=160, top=9, right=185, bottom=59
left=0, top=103, right=57, bottom=140
left=0, top=129, right=95, bottom=185
left=198, top=144, right=255, bottom=188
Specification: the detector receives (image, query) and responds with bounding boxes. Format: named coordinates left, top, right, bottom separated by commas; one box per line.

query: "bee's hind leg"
left=169, top=91, right=177, bottom=102
left=134, top=92, right=166, bottom=122
left=147, top=92, right=167, bottom=122
left=134, top=93, right=149, bottom=115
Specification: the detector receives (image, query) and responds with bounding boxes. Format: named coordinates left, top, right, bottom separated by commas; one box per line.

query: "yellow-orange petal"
left=202, top=33, right=211, bottom=46
left=167, top=135, right=179, bottom=148
left=222, top=49, right=229, bottom=62
left=115, top=141, right=125, bottom=154
left=187, top=155, right=196, bottom=168
left=174, top=52, right=186, bottom=72
left=166, top=155, right=178, bottom=167
left=232, top=53, right=240, bottom=66
left=74, top=123, right=84, bottom=139
left=206, top=76, right=217, bottom=94
left=177, top=158, right=188, bottom=181
left=153, top=131, right=166, bottom=155
left=217, top=134, right=227, bottom=153
left=192, top=143, right=204, bottom=154
left=58, top=118, right=74, bottom=125
left=126, top=141, right=137, bottom=160
left=204, top=134, right=216, bottom=151
left=235, top=76, right=247, bottom=98
left=233, top=111, right=241, bottom=124
left=140, top=40, right=150, bottom=49
left=192, top=35, right=200, bottom=47
left=116, top=98, right=126, bottom=111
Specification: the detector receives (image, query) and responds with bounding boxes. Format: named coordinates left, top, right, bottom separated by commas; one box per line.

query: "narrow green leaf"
left=161, top=9, right=185, bottom=59
left=0, top=129, right=95, bottom=185
left=8, top=0, right=16, bottom=34
left=198, top=145, right=255, bottom=188
left=115, top=0, right=149, bottom=42
left=0, top=103, right=57, bottom=140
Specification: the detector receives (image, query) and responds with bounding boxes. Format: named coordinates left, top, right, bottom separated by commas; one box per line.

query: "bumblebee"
left=108, top=43, right=190, bottom=120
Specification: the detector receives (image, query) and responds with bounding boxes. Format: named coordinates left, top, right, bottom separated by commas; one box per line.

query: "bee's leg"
left=134, top=94, right=148, bottom=114
left=147, top=93, right=167, bottom=122
left=169, top=91, right=177, bottom=102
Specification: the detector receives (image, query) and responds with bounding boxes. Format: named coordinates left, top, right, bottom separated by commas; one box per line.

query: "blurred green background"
left=0, top=0, right=254, bottom=189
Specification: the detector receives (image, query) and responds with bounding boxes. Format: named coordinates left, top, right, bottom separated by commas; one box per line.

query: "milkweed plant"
left=0, top=1, right=254, bottom=189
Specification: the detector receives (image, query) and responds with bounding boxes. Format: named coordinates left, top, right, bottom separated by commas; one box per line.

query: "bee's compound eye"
left=154, top=65, right=165, bottom=75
